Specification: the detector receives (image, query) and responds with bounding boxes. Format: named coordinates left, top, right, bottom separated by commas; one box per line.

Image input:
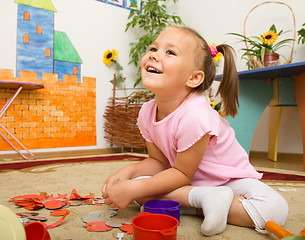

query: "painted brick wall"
left=0, top=69, right=96, bottom=150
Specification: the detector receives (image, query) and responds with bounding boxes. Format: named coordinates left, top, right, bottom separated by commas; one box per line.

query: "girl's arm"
left=103, top=133, right=210, bottom=209
left=102, top=142, right=170, bottom=193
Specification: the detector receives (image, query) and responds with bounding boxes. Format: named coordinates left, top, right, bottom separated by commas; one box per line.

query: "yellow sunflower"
left=103, top=49, right=119, bottom=66
left=218, top=110, right=225, bottom=118
left=259, top=30, right=278, bottom=45
left=209, top=100, right=218, bottom=109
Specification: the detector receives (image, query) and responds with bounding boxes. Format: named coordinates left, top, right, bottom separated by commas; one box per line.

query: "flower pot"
left=263, top=52, right=279, bottom=67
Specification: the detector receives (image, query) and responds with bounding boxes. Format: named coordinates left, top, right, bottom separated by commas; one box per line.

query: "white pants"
left=134, top=176, right=288, bottom=233
left=224, top=178, right=289, bottom=233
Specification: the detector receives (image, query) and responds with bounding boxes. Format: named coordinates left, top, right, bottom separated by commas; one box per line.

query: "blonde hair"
left=168, top=26, right=239, bottom=118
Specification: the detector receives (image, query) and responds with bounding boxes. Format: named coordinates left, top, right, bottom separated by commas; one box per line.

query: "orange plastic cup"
left=25, top=222, right=51, bottom=240
left=132, top=212, right=179, bottom=240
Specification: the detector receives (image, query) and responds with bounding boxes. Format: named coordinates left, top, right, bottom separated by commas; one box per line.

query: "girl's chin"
left=142, top=78, right=155, bottom=88
left=142, top=83, right=157, bottom=93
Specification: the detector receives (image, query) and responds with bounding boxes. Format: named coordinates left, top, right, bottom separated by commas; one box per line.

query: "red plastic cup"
left=132, top=212, right=179, bottom=240
left=24, top=222, right=51, bottom=240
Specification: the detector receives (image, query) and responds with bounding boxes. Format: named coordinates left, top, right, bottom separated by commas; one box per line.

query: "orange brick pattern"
left=0, top=69, right=96, bottom=150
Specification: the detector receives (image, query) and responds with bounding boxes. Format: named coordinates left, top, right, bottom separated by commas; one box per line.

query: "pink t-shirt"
left=137, top=92, right=262, bottom=186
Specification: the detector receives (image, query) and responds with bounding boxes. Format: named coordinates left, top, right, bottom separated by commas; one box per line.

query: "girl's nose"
left=149, top=51, right=158, bottom=61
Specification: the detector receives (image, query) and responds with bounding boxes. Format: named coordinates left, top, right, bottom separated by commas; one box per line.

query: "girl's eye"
left=166, top=50, right=176, bottom=55
left=150, top=47, right=157, bottom=52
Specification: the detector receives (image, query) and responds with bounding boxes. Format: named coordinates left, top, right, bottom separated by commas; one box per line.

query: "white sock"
left=188, top=186, right=234, bottom=236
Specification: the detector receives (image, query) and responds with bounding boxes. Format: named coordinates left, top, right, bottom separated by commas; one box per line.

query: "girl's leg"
left=136, top=178, right=288, bottom=235
left=135, top=185, right=191, bottom=207
left=227, top=195, right=254, bottom=227
left=187, top=186, right=234, bottom=236
left=136, top=184, right=234, bottom=236
left=225, top=179, right=289, bottom=233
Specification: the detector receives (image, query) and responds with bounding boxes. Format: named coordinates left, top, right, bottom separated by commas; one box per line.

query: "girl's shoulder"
left=181, top=92, right=225, bottom=126
left=140, top=98, right=156, bottom=112
left=183, top=92, right=212, bottom=114
left=138, top=98, right=157, bottom=122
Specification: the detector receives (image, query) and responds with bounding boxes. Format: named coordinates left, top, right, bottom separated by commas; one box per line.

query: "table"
left=0, top=80, right=44, bottom=160
left=216, top=61, right=305, bottom=171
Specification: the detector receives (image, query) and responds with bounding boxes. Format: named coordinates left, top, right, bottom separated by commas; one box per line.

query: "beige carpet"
left=1, top=154, right=305, bottom=240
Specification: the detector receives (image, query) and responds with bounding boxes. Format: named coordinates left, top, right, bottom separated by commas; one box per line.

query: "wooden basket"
left=103, top=75, right=154, bottom=152
left=243, top=1, right=296, bottom=69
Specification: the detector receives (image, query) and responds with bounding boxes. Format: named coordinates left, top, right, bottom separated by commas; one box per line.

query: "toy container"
left=132, top=212, right=179, bottom=240
left=143, top=200, right=181, bottom=222
left=25, top=221, right=50, bottom=240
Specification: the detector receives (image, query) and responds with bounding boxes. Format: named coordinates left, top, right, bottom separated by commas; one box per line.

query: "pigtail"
left=174, top=26, right=239, bottom=117
left=216, top=44, right=239, bottom=118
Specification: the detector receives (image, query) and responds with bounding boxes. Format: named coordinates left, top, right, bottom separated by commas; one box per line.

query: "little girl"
left=102, top=26, right=288, bottom=236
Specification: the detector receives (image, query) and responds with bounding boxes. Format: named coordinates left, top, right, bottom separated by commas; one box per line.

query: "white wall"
left=0, top=0, right=304, bottom=154
left=173, top=0, right=305, bottom=153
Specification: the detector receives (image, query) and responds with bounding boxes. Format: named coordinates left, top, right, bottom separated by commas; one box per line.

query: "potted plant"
left=229, top=24, right=294, bottom=69
left=103, top=1, right=182, bottom=151
left=298, top=23, right=305, bottom=44
left=125, top=0, right=182, bottom=87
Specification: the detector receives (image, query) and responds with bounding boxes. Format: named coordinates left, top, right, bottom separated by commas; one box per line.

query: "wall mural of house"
left=0, top=0, right=96, bottom=152
left=54, top=31, right=82, bottom=82
left=15, top=0, right=82, bottom=82
left=97, top=0, right=141, bottom=11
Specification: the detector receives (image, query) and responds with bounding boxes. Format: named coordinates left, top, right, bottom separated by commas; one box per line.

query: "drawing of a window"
left=36, top=25, right=42, bottom=34
left=45, top=48, right=51, bottom=57
left=23, top=34, right=29, bottom=43
left=73, top=66, right=78, bottom=75
left=24, top=11, right=30, bottom=21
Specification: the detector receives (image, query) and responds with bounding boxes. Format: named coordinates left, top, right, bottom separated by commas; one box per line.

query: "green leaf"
left=228, top=33, right=262, bottom=48
left=127, top=10, right=135, bottom=20
left=214, top=102, right=222, bottom=111
left=270, top=24, right=277, bottom=33
left=272, top=38, right=294, bottom=51
left=260, top=48, right=265, bottom=62
left=125, top=0, right=183, bottom=87
left=115, top=62, right=123, bottom=71
left=116, top=75, right=125, bottom=84
left=125, top=22, right=132, bottom=32
left=298, top=28, right=305, bottom=37
left=298, top=27, right=305, bottom=44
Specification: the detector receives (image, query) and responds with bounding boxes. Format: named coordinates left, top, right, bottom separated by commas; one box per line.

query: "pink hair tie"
left=209, top=44, right=218, bottom=58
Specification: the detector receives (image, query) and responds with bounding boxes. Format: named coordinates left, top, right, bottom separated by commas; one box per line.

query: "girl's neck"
left=155, top=91, right=193, bottom=121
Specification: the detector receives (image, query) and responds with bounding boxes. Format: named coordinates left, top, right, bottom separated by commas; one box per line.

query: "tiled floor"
left=1, top=150, right=303, bottom=172
left=249, top=152, right=303, bottom=171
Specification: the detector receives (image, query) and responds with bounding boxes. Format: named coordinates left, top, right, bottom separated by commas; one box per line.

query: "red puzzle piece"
left=119, top=224, right=133, bottom=235
left=86, top=221, right=113, bottom=232
left=47, top=209, right=70, bottom=229
left=70, top=189, right=94, bottom=200
left=44, top=200, right=65, bottom=210
left=11, top=195, right=46, bottom=210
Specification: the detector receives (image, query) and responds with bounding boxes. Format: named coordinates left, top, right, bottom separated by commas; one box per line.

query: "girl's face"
left=141, top=27, right=199, bottom=98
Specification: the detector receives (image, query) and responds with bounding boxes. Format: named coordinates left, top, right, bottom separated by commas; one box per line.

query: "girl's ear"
left=186, top=71, right=205, bottom=88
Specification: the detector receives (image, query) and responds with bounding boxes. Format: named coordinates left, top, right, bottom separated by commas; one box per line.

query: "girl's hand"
left=102, top=168, right=133, bottom=194
left=102, top=179, right=136, bottom=210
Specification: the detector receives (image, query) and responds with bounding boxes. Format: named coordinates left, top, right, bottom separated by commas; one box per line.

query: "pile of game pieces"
left=10, top=189, right=103, bottom=229
left=9, top=189, right=135, bottom=236
left=81, top=208, right=133, bottom=235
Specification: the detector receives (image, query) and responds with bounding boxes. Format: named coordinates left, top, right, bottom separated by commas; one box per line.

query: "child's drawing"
left=15, top=0, right=83, bottom=82
left=96, top=0, right=141, bottom=11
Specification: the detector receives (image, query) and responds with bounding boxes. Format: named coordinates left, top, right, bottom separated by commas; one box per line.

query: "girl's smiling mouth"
left=147, top=66, right=162, bottom=74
